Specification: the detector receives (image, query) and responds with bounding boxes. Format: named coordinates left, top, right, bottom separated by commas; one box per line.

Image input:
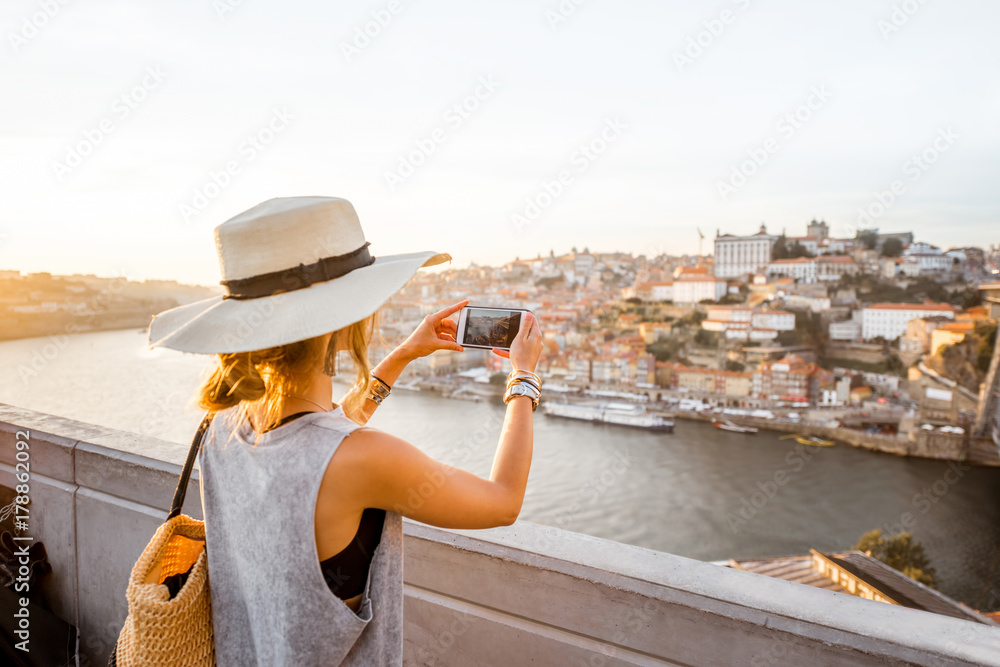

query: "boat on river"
left=795, top=435, right=835, bottom=447
left=781, top=433, right=835, bottom=446
left=543, top=401, right=674, bottom=432
left=713, top=420, right=758, bottom=434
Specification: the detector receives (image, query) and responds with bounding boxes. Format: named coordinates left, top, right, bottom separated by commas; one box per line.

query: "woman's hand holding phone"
left=492, top=312, right=543, bottom=373
left=397, top=299, right=468, bottom=360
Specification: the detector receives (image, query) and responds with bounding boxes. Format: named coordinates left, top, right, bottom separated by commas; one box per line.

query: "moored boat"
left=713, top=420, right=758, bottom=434
left=794, top=435, right=835, bottom=447
left=543, top=401, right=674, bottom=432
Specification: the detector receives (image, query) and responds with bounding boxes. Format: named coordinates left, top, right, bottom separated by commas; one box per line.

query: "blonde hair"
left=196, top=313, right=379, bottom=443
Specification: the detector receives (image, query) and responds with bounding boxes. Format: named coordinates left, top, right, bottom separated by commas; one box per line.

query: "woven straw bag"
left=110, top=413, right=216, bottom=666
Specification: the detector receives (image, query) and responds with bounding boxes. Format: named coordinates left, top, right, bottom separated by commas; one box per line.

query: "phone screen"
left=462, top=308, right=523, bottom=349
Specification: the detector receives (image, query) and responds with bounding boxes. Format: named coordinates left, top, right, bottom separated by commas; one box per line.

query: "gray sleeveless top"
left=198, top=405, right=403, bottom=666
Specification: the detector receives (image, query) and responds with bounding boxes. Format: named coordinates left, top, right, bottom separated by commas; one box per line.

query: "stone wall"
left=2, top=404, right=1000, bottom=666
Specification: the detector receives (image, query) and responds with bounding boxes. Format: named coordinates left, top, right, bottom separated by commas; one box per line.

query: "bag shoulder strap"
left=168, top=411, right=215, bottom=520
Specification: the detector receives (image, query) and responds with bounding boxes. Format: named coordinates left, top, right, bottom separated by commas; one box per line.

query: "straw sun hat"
left=148, top=196, right=450, bottom=354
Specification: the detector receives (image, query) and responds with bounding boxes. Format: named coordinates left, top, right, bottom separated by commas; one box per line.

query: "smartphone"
left=456, top=306, right=530, bottom=351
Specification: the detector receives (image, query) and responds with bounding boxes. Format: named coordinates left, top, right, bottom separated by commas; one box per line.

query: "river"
left=2, top=329, right=998, bottom=610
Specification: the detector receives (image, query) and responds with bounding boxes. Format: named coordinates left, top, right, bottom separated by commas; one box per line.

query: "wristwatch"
left=504, top=382, right=539, bottom=411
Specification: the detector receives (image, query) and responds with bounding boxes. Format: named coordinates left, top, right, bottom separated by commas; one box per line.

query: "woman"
left=148, top=196, right=544, bottom=666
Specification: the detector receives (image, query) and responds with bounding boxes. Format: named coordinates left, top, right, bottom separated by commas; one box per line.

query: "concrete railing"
left=2, top=403, right=999, bottom=666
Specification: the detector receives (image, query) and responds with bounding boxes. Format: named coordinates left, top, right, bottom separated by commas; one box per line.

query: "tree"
left=772, top=234, right=790, bottom=260
left=885, top=353, right=906, bottom=377
left=647, top=338, right=683, bottom=362
left=853, top=529, right=936, bottom=588
left=976, top=321, right=998, bottom=373
left=489, top=372, right=508, bottom=385
left=857, top=229, right=878, bottom=250
left=536, top=273, right=565, bottom=288
left=725, top=360, right=745, bottom=372
left=881, top=237, right=904, bottom=257
left=680, top=310, right=707, bottom=327
left=787, top=241, right=814, bottom=259
left=694, top=329, right=717, bottom=346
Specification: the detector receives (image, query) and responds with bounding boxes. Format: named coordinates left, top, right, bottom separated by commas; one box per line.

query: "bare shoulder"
left=331, top=427, right=435, bottom=483
left=319, top=421, right=517, bottom=529
left=333, top=426, right=419, bottom=467
left=321, top=427, right=425, bottom=503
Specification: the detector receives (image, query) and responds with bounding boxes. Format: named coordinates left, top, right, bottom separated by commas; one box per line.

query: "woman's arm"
left=326, top=312, right=544, bottom=529
left=343, top=346, right=414, bottom=426
left=341, top=300, right=468, bottom=425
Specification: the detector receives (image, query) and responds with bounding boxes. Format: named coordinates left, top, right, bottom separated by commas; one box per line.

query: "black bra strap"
left=168, top=412, right=215, bottom=520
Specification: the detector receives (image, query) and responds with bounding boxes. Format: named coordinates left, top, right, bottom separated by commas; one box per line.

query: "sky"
left=1, top=0, right=998, bottom=286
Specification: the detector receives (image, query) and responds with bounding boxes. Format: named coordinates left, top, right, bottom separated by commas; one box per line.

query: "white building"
left=786, top=236, right=821, bottom=255
left=861, top=303, right=955, bottom=341
left=705, top=306, right=752, bottom=323
left=768, top=257, right=816, bottom=282
left=816, top=256, right=859, bottom=281
left=829, top=320, right=861, bottom=341
left=702, top=306, right=793, bottom=341
left=673, top=276, right=727, bottom=304
left=902, top=244, right=951, bottom=274
left=828, top=311, right=863, bottom=341
left=822, top=238, right=855, bottom=254
left=720, top=324, right=779, bottom=342
left=624, top=281, right=673, bottom=302
left=714, top=225, right=777, bottom=279
left=648, top=282, right=673, bottom=302
left=752, top=311, right=795, bottom=331
left=767, top=256, right=858, bottom=283
left=783, top=294, right=832, bottom=313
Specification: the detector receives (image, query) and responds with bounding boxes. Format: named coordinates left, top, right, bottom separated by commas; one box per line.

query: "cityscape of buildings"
left=2, top=219, right=999, bottom=457
left=374, top=220, right=1000, bottom=463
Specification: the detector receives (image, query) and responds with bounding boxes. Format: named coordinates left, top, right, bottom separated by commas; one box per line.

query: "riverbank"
left=0, top=310, right=154, bottom=343
left=671, top=410, right=1000, bottom=467
left=412, top=375, right=1000, bottom=466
